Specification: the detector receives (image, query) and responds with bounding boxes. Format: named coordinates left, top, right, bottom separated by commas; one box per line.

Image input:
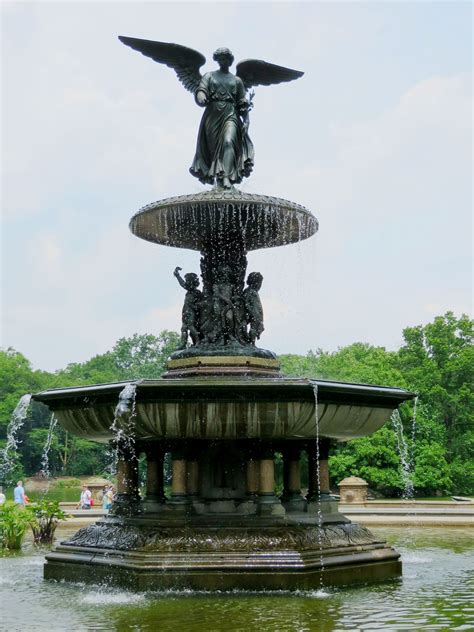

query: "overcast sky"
left=1, top=1, right=472, bottom=372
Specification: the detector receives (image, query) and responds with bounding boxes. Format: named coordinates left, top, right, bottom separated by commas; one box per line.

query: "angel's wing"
left=236, top=59, right=303, bottom=91
left=118, top=36, right=206, bottom=94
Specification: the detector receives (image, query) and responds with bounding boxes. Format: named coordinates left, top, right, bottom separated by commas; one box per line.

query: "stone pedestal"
left=169, top=454, right=189, bottom=507
left=339, top=476, right=368, bottom=504
left=258, top=453, right=285, bottom=516
left=112, top=445, right=140, bottom=516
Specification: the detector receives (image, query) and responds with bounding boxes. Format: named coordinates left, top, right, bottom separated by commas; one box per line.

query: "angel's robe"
left=190, top=70, right=254, bottom=185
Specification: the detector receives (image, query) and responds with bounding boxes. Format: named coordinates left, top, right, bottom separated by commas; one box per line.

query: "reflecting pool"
left=1, top=527, right=473, bottom=631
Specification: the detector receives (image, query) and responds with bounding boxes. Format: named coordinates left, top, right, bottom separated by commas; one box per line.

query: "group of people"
left=0, top=481, right=116, bottom=511
left=0, top=481, right=29, bottom=507
left=76, top=484, right=115, bottom=511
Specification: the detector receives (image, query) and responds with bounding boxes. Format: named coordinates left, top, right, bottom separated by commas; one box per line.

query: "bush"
left=450, top=458, right=474, bottom=496
left=55, top=478, right=81, bottom=488
left=0, top=502, right=31, bottom=549
left=27, top=499, right=69, bottom=545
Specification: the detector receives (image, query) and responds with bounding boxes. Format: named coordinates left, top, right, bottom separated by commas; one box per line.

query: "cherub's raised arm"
left=173, top=266, right=187, bottom=289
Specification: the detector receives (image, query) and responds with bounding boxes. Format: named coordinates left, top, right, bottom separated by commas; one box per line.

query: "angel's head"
left=213, top=47, right=234, bottom=69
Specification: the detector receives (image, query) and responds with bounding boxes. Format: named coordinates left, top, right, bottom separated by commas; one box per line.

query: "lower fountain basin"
left=33, top=378, right=414, bottom=442
left=44, top=519, right=401, bottom=591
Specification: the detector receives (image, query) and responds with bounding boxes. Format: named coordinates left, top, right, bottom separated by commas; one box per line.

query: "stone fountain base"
left=45, top=515, right=401, bottom=590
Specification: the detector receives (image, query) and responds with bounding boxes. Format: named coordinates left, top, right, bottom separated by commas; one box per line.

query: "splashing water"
left=391, top=409, right=414, bottom=499
left=0, top=394, right=32, bottom=484
left=110, top=383, right=138, bottom=468
left=309, top=380, right=325, bottom=589
left=410, top=396, right=418, bottom=470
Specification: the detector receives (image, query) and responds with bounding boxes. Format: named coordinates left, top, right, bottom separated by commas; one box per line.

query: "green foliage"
left=0, top=502, right=31, bottom=549
left=329, top=426, right=403, bottom=495
left=57, top=331, right=180, bottom=385
left=27, top=499, right=68, bottom=544
left=281, top=342, right=406, bottom=387
left=450, top=458, right=474, bottom=496
left=112, top=331, right=180, bottom=379
left=55, top=478, right=81, bottom=488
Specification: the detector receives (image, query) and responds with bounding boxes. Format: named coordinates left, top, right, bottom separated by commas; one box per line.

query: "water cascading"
left=391, top=409, right=415, bottom=499
left=0, top=394, right=32, bottom=484
left=309, top=381, right=325, bottom=590
left=39, top=414, right=58, bottom=480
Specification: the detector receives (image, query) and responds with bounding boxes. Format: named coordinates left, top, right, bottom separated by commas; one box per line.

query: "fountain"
left=32, top=36, right=414, bottom=590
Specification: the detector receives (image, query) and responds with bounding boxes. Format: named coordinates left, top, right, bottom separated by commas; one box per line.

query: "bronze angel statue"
left=119, top=37, right=304, bottom=188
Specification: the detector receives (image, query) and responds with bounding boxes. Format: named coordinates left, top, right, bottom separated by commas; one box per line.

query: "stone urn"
left=339, top=476, right=368, bottom=504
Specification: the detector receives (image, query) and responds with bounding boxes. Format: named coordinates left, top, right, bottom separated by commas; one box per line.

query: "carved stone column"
left=281, top=446, right=305, bottom=512
left=170, top=451, right=188, bottom=505
left=113, top=440, right=140, bottom=516
left=306, top=439, right=344, bottom=522
left=142, top=444, right=165, bottom=512
left=246, top=458, right=259, bottom=498
left=258, top=447, right=285, bottom=516
left=236, top=446, right=259, bottom=515
left=186, top=460, right=200, bottom=497
left=318, top=438, right=331, bottom=500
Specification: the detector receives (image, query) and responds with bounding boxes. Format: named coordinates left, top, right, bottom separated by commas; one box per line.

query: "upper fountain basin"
left=32, top=378, right=414, bottom=443
left=129, top=189, right=318, bottom=251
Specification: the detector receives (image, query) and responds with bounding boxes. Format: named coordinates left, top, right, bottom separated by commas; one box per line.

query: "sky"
left=1, top=1, right=472, bottom=372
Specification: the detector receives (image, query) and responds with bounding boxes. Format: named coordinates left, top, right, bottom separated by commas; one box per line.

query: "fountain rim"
left=32, top=377, right=416, bottom=408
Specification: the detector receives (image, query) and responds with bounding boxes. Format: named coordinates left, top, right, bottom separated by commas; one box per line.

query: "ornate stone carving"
left=64, top=522, right=376, bottom=553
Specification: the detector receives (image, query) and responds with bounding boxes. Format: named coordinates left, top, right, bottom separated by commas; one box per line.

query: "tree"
left=397, top=312, right=473, bottom=494
left=112, top=331, right=180, bottom=379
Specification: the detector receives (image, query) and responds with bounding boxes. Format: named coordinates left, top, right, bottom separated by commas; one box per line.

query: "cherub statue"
left=119, top=36, right=303, bottom=188
left=243, top=272, right=264, bottom=345
left=212, top=265, right=237, bottom=344
left=173, top=267, right=203, bottom=349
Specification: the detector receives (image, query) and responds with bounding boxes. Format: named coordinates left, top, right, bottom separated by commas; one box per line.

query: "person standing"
left=102, top=486, right=114, bottom=511
left=13, top=480, right=27, bottom=506
left=77, top=484, right=92, bottom=510
left=0, top=487, right=6, bottom=506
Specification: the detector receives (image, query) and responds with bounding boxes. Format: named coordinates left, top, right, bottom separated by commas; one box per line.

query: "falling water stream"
left=0, top=394, right=32, bottom=484
left=391, top=409, right=415, bottom=499
left=35, top=413, right=59, bottom=499
left=410, top=395, right=418, bottom=471
left=309, top=380, right=325, bottom=591
left=109, top=383, right=138, bottom=489
left=111, top=384, right=138, bottom=450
